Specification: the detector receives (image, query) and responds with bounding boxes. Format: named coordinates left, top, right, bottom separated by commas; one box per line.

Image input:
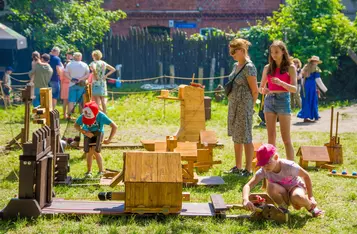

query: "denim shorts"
left=49, top=81, right=60, bottom=100
left=68, top=85, right=85, bottom=103
left=264, top=92, right=291, bottom=115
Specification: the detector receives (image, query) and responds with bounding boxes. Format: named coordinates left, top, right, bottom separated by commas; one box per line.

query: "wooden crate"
left=124, top=152, right=183, bottom=214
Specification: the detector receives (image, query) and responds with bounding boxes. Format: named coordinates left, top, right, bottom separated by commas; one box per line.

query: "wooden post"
left=158, top=62, right=164, bottom=84
left=220, top=67, right=225, bottom=86
left=169, top=65, right=175, bottom=85
left=198, top=67, right=204, bottom=85
left=209, top=57, right=216, bottom=91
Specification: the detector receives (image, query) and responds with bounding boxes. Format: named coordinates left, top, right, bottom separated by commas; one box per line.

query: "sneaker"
left=84, top=172, right=93, bottom=178
left=309, top=207, right=324, bottom=217
left=97, top=171, right=105, bottom=177
left=225, top=166, right=243, bottom=174
left=239, top=169, right=253, bottom=177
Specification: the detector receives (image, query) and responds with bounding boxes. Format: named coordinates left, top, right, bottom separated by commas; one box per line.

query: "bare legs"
left=265, top=112, right=294, bottom=160
left=234, top=143, right=254, bottom=171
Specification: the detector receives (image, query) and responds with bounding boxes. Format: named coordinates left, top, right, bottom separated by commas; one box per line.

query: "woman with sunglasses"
left=225, top=38, right=259, bottom=177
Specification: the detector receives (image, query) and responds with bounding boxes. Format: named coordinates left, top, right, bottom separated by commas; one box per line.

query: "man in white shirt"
left=65, top=52, right=89, bottom=117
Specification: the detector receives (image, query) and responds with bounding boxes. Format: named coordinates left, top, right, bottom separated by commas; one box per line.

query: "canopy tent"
left=0, top=23, right=27, bottom=50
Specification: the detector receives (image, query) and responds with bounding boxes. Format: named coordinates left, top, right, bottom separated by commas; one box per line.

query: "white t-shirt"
left=65, top=61, right=89, bottom=87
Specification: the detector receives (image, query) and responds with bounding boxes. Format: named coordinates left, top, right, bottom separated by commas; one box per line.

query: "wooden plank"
left=174, top=142, right=197, bottom=158
left=328, top=172, right=357, bottom=179
left=210, top=194, right=227, bottom=211
left=140, top=152, right=157, bottom=182
left=157, top=152, right=182, bottom=183
left=299, top=146, right=330, bottom=162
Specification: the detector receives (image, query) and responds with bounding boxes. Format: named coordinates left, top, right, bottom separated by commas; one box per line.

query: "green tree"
left=266, top=0, right=357, bottom=77
left=7, top=0, right=126, bottom=51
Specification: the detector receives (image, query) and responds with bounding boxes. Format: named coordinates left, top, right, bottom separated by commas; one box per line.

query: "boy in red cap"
left=242, top=143, right=324, bottom=217
left=74, top=101, right=117, bottom=177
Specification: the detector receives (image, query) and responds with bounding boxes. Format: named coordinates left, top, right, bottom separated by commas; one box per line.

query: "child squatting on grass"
left=74, top=101, right=117, bottom=177
left=242, top=144, right=324, bottom=217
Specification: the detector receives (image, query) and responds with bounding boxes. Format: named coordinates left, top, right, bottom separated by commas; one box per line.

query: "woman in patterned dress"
left=226, top=38, right=259, bottom=176
left=90, top=50, right=116, bottom=113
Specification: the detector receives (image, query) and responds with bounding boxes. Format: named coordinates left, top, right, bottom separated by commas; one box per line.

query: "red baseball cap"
left=82, top=101, right=99, bottom=125
left=256, top=144, right=277, bottom=166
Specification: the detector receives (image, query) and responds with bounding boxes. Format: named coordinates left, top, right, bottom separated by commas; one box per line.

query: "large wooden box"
left=124, top=152, right=183, bottom=214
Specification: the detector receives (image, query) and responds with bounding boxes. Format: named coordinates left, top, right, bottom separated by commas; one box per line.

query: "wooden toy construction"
left=32, top=88, right=53, bottom=125
left=324, top=106, right=343, bottom=164
left=296, top=146, right=331, bottom=169
left=328, top=170, right=357, bottom=179
left=2, top=126, right=54, bottom=218
left=141, top=134, right=223, bottom=186
left=6, top=84, right=35, bottom=148
left=157, top=84, right=206, bottom=142
left=210, top=193, right=288, bottom=223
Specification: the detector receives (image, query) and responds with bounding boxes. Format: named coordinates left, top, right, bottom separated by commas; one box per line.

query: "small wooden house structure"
left=296, top=146, right=330, bottom=169
left=124, top=151, right=183, bottom=214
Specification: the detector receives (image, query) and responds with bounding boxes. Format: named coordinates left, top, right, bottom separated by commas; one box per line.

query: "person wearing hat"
left=1, top=66, right=13, bottom=107
left=297, top=56, right=327, bottom=122
left=242, top=144, right=324, bottom=217
left=74, top=101, right=117, bottom=177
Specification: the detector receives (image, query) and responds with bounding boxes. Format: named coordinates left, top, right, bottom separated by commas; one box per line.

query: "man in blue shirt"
left=74, top=101, right=117, bottom=177
left=49, top=46, right=62, bottom=108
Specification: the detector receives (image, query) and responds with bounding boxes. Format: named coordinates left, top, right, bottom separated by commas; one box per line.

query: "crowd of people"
left=225, top=38, right=325, bottom=217
left=18, top=47, right=116, bottom=119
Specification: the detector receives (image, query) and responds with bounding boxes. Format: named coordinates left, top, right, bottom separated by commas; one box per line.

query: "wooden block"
left=174, top=142, right=197, bottom=157
left=296, top=146, right=330, bottom=162
left=200, top=130, right=217, bottom=145
left=210, top=194, right=227, bottom=212
left=154, top=142, right=167, bottom=152
left=109, top=171, right=124, bottom=187
left=111, top=192, right=125, bottom=200
left=182, top=192, right=190, bottom=201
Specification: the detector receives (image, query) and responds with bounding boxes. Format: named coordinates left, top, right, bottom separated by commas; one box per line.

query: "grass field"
left=0, top=92, right=356, bottom=234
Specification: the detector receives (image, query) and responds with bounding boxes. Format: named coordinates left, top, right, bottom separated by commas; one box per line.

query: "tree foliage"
left=7, top=0, right=126, bottom=51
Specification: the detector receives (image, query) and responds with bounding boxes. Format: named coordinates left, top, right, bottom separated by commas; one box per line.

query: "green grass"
left=1, top=93, right=357, bottom=233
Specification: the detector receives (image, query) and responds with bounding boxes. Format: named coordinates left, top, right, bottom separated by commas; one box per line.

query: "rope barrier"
left=10, top=76, right=30, bottom=83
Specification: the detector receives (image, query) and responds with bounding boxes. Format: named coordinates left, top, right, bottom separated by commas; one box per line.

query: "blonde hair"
left=268, top=40, right=292, bottom=75
left=229, top=38, right=251, bottom=60
left=302, top=62, right=321, bottom=78
left=73, top=52, right=82, bottom=61
left=92, top=50, right=103, bottom=61
left=292, top=58, right=302, bottom=69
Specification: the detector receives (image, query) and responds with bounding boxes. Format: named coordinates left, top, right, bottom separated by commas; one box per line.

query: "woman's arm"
left=271, top=65, right=297, bottom=93
left=247, top=75, right=258, bottom=106
left=258, top=65, right=270, bottom=94
left=104, top=63, right=116, bottom=79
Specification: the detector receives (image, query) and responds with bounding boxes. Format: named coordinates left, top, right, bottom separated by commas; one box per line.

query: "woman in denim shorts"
left=259, top=40, right=297, bottom=161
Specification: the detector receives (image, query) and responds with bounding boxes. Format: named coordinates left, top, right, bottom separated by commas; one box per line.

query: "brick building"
left=103, top=0, right=285, bottom=35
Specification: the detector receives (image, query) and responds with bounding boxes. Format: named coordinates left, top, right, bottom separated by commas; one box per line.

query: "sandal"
left=309, top=207, right=324, bottom=217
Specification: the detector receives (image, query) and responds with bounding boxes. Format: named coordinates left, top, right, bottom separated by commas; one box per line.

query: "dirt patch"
left=290, top=104, right=357, bottom=133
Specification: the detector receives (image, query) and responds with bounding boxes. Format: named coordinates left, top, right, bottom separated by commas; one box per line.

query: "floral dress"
left=90, top=60, right=108, bottom=96
left=227, top=62, right=257, bottom=144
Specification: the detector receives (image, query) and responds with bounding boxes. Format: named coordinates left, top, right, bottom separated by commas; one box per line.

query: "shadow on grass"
left=3, top=170, right=19, bottom=182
